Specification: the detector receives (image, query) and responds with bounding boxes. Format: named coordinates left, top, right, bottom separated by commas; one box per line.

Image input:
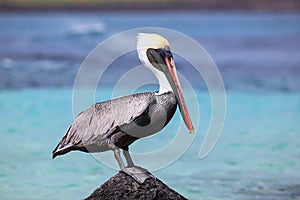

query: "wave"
left=69, top=22, right=106, bottom=35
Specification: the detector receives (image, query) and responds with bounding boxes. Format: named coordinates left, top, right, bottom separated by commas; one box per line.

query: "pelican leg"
left=121, top=150, right=153, bottom=184
left=123, top=150, right=134, bottom=167
left=113, top=148, right=125, bottom=170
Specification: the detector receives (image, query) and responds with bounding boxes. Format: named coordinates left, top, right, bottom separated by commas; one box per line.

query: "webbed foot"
left=121, top=166, right=154, bottom=184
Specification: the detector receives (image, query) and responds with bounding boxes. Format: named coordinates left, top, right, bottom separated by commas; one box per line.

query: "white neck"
left=150, top=65, right=172, bottom=95
left=138, top=49, right=172, bottom=95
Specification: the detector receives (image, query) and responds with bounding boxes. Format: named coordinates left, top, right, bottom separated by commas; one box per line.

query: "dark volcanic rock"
left=85, top=171, right=187, bottom=200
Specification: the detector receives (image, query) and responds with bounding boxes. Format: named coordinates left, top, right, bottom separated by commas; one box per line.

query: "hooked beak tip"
left=189, top=128, right=194, bottom=135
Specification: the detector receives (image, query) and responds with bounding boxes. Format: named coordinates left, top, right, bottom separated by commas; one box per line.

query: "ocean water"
left=0, top=12, right=300, bottom=199
left=1, top=89, right=299, bottom=199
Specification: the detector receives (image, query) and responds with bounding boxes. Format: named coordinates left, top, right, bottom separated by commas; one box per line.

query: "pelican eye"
left=160, top=47, right=172, bottom=59
left=164, top=45, right=171, bottom=52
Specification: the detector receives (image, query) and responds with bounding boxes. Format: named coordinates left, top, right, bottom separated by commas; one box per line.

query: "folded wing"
left=52, top=92, right=155, bottom=158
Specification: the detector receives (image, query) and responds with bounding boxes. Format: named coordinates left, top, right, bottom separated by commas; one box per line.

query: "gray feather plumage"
left=53, top=92, right=155, bottom=157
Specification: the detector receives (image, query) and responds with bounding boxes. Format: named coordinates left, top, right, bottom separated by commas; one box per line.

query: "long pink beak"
left=164, top=57, right=194, bottom=134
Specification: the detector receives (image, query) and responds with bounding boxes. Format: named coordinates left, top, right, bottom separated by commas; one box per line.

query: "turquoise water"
left=0, top=88, right=299, bottom=199
left=1, top=11, right=300, bottom=199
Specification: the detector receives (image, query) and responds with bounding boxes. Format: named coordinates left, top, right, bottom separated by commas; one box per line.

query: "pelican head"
left=137, top=33, right=194, bottom=134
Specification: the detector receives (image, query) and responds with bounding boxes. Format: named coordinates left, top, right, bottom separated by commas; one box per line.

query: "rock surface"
left=85, top=171, right=187, bottom=200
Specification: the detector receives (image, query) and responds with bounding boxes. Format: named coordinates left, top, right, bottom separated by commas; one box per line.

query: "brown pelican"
left=52, top=33, right=194, bottom=182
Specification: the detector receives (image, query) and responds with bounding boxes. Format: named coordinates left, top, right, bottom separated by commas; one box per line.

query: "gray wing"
left=52, top=92, right=155, bottom=158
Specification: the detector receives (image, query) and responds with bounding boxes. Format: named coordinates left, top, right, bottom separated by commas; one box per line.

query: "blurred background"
left=0, top=1, right=299, bottom=199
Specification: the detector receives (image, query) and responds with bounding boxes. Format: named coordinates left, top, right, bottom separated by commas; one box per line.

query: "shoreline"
left=1, top=1, right=300, bottom=12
